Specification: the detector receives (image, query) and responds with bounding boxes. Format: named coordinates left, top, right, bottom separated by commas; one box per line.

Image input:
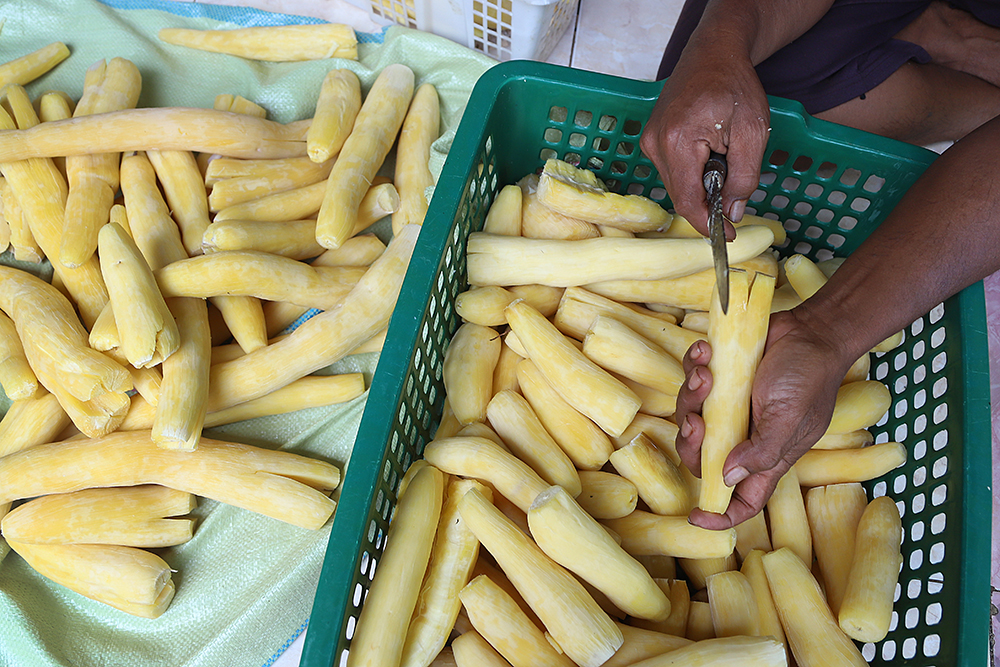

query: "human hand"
left=674, top=309, right=853, bottom=529
left=639, top=43, right=771, bottom=238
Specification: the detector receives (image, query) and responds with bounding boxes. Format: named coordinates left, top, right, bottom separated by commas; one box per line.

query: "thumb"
left=720, top=431, right=792, bottom=490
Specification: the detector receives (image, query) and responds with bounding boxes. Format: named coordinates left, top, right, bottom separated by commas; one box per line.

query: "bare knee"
left=816, top=62, right=1000, bottom=145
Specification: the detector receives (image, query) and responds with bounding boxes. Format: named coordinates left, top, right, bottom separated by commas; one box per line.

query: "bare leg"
left=816, top=61, right=1000, bottom=145
left=895, top=0, right=1000, bottom=86
left=816, top=1, right=1000, bottom=145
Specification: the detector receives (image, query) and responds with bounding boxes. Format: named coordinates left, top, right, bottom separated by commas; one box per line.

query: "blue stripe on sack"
left=95, top=0, right=387, bottom=43
left=261, top=619, right=309, bottom=667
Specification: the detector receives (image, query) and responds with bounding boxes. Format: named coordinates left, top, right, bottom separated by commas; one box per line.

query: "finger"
left=688, top=466, right=784, bottom=530
left=675, top=412, right=704, bottom=477
left=675, top=365, right=712, bottom=428
left=682, top=339, right=712, bottom=375
left=721, top=115, right=770, bottom=237
left=664, top=141, right=714, bottom=236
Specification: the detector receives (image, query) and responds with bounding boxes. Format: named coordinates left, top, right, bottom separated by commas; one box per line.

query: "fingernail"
left=723, top=466, right=749, bottom=487
left=680, top=416, right=693, bottom=439
left=728, top=199, right=746, bottom=223
left=687, top=371, right=703, bottom=392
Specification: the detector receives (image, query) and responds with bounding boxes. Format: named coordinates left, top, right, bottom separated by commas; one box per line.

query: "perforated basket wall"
left=301, top=61, right=991, bottom=667
left=351, top=0, right=578, bottom=61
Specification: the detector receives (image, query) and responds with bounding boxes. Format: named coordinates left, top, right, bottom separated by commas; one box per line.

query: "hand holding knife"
left=703, top=151, right=730, bottom=314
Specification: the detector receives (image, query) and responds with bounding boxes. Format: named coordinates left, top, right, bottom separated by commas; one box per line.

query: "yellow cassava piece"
left=202, top=220, right=326, bottom=261
left=536, top=158, right=671, bottom=232
left=624, top=635, right=786, bottom=667
left=583, top=315, right=685, bottom=396
left=466, top=225, right=775, bottom=287
left=586, top=251, right=778, bottom=313
left=0, top=265, right=130, bottom=437
left=214, top=93, right=268, bottom=118
left=603, top=623, right=693, bottom=667
left=838, top=496, right=903, bottom=643
left=706, top=570, right=759, bottom=637
left=515, top=358, right=615, bottom=470
left=486, top=390, right=582, bottom=497
left=155, top=250, right=366, bottom=311
left=766, top=466, right=811, bottom=567
left=519, top=173, right=600, bottom=240
left=207, top=224, right=420, bottom=411
left=805, top=483, right=868, bottom=615
left=207, top=157, right=334, bottom=208
left=8, top=540, right=175, bottom=619
left=505, top=299, right=640, bottom=438
left=0, top=107, right=308, bottom=161
left=99, top=223, right=180, bottom=369
left=458, top=573, right=576, bottom=667
left=451, top=631, right=509, bottom=667
left=197, top=97, right=275, bottom=355
left=794, top=441, right=907, bottom=487
left=458, top=487, right=624, bottom=667
left=400, top=478, right=488, bottom=667
left=1, top=485, right=195, bottom=548
left=121, top=373, right=366, bottom=432
left=307, top=68, right=361, bottom=163
left=686, top=601, right=715, bottom=641
left=0, top=391, right=71, bottom=458
left=0, top=309, right=37, bottom=400
left=734, top=511, right=771, bottom=559
left=422, top=435, right=549, bottom=514
left=443, top=322, right=502, bottom=425
left=393, top=83, right=440, bottom=233
left=0, top=100, right=109, bottom=328
left=146, top=149, right=212, bottom=257
left=610, top=433, right=691, bottom=516
left=528, top=485, right=671, bottom=621
left=259, top=236, right=387, bottom=335
left=664, top=212, right=787, bottom=245
left=0, top=176, right=41, bottom=263
left=158, top=23, right=358, bottom=61
left=316, top=64, right=414, bottom=249
left=762, top=547, right=867, bottom=667
left=348, top=464, right=446, bottom=667
left=825, top=380, right=892, bottom=435
left=61, top=57, right=142, bottom=269
left=120, top=151, right=211, bottom=450
left=0, top=430, right=340, bottom=529
left=740, top=550, right=787, bottom=655
left=214, top=179, right=398, bottom=229
left=576, top=470, right=638, bottom=519
left=602, top=511, right=736, bottom=559
left=812, top=428, right=873, bottom=450
left=555, top=287, right=705, bottom=365
left=37, top=91, right=75, bottom=123
left=678, top=554, right=737, bottom=591
left=783, top=253, right=827, bottom=300
left=0, top=42, right=69, bottom=89
left=482, top=183, right=522, bottom=236
left=699, top=270, right=775, bottom=514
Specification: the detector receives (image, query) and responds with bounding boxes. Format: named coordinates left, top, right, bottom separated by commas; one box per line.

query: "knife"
left=703, top=150, right=729, bottom=314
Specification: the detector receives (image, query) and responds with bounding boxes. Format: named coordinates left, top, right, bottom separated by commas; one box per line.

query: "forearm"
left=689, top=0, right=835, bottom=66
left=795, top=115, right=1000, bottom=363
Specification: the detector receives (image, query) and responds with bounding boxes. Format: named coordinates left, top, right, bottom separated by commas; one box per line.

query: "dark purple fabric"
left=657, top=0, right=1000, bottom=114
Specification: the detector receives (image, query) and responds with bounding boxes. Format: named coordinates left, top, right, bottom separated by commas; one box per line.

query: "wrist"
left=787, top=294, right=876, bottom=375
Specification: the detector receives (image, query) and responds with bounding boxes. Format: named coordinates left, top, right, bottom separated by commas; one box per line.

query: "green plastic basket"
left=301, top=60, right=992, bottom=667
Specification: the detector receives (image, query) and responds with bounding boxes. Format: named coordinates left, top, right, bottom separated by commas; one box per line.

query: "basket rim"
left=301, top=59, right=993, bottom=667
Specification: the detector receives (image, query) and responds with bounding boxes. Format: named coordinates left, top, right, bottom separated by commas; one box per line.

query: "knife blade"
left=703, top=150, right=729, bottom=314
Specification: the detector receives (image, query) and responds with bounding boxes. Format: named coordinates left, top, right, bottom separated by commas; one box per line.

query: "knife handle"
left=703, top=151, right=728, bottom=192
